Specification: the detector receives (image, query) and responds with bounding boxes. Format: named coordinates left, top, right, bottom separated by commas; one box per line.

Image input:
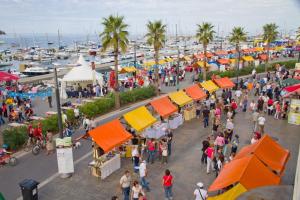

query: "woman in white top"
left=131, top=181, right=144, bottom=200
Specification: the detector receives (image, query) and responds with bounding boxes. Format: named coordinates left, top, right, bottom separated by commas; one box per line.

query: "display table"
left=169, top=114, right=183, bottom=129
left=89, top=154, right=121, bottom=179
left=8, top=122, right=27, bottom=127
left=142, top=122, right=168, bottom=139
left=29, top=116, right=45, bottom=120
left=184, top=107, right=196, bottom=121
left=46, top=111, right=57, bottom=116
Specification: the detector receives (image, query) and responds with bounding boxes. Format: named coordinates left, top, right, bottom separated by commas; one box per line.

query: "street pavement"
left=0, top=73, right=194, bottom=200
left=25, top=96, right=300, bottom=199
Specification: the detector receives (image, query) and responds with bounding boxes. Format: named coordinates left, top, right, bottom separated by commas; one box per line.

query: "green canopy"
left=281, top=78, right=300, bottom=87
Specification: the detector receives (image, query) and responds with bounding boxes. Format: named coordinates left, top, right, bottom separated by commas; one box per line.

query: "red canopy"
left=283, top=83, right=300, bottom=93
left=0, top=72, right=19, bottom=82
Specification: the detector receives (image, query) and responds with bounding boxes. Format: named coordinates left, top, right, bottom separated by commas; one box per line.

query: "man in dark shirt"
left=202, top=106, right=210, bottom=128
left=166, top=129, right=173, bottom=156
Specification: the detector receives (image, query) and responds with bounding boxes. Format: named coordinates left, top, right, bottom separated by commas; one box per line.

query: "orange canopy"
left=195, top=52, right=214, bottom=59
left=185, top=84, right=207, bottom=100
left=214, top=77, right=235, bottom=89
left=88, top=119, right=133, bottom=152
left=228, top=49, right=237, bottom=54
left=234, top=135, right=290, bottom=174
left=242, top=49, right=252, bottom=54
left=259, top=54, right=268, bottom=61
left=217, top=58, right=230, bottom=65
left=215, top=50, right=228, bottom=56
left=150, top=96, right=178, bottom=118
left=208, top=155, right=281, bottom=192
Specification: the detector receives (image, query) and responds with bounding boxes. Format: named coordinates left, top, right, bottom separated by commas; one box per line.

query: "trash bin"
left=19, top=179, right=39, bottom=200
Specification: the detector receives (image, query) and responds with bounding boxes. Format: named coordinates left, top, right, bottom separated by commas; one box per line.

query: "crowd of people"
left=111, top=62, right=296, bottom=200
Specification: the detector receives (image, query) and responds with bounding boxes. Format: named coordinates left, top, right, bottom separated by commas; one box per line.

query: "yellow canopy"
left=229, top=59, right=237, bottom=64
left=200, top=80, right=219, bottom=93
left=275, top=46, right=284, bottom=51
left=255, top=47, right=264, bottom=52
left=123, top=106, right=157, bottom=132
left=120, top=66, right=136, bottom=73
left=143, top=61, right=155, bottom=67
left=183, top=56, right=191, bottom=61
left=158, top=60, right=166, bottom=65
left=242, top=56, right=254, bottom=62
left=207, top=183, right=247, bottom=200
left=196, top=61, right=210, bottom=68
left=165, top=57, right=174, bottom=62
left=168, top=90, right=193, bottom=107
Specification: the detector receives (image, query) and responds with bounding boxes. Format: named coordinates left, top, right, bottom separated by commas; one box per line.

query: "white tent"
left=62, top=54, right=103, bottom=83
left=60, top=54, right=104, bottom=99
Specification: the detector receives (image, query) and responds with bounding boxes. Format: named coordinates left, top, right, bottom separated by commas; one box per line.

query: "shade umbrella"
left=281, top=78, right=300, bottom=87
left=0, top=71, right=19, bottom=81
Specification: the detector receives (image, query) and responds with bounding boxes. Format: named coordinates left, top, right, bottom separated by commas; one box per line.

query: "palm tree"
left=262, top=23, right=279, bottom=72
left=196, top=22, right=215, bottom=81
left=229, top=27, right=247, bottom=84
left=100, top=15, right=129, bottom=109
left=145, top=20, right=166, bottom=95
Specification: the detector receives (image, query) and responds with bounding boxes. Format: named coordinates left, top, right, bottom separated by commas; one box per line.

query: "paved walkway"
left=32, top=99, right=300, bottom=199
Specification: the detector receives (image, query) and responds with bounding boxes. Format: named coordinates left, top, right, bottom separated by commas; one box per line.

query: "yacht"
left=0, top=61, right=13, bottom=67
left=22, top=66, right=51, bottom=76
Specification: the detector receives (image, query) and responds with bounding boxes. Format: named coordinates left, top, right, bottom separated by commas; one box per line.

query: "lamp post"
left=176, top=24, right=180, bottom=91
left=54, top=66, right=73, bottom=179
left=54, top=67, right=63, bottom=138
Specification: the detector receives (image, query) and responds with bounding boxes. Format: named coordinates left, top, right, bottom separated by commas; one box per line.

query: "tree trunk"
left=265, top=43, right=270, bottom=73
left=154, top=49, right=160, bottom=96
left=236, top=43, right=240, bottom=85
left=203, top=45, right=207, bottom=81
left=114, top=48, right=120, bottom=109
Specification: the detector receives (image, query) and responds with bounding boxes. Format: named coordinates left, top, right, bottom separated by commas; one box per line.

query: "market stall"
left=288, top=99, right=300, bottom=125
left=200, top=80, right=219, bottom=93
left=208, top=134, right=289, bottom=199
left=168, top=90, right=194, bottom=121
left=185, top=84, right=207, bottom=101
left=60, top=54, right=104, bottom=99
left=88, top=119, right=132, bottom=179
left=149, top=96, right=179, bottom=133
left=123, top=106, right=159, bottom=138
left=213, top=77, right=235, bottom=89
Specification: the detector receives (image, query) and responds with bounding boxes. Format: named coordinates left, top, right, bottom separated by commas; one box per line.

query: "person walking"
left=0, top=106, right=5, bottom=125
left=146, top=139, right=156, bottom=164
left=139, top=160, right=150, bottom=192
left=46, top=130, right=54, bottom=155
left=193, top=182, right=208, bottom=200
left=274, top=102, right=281, bottom=119
left=201, top=137, right=210, bottom=164
left=252, top=110, right=259, bottom=131
left=131, top=181, right=144, bottom=200
left=132, top=146, right=140, bottom=173
left=202, top=106, right=210, bottom=128
left=166, top=129, right=173, bottom=156
left=161, top=140, right=168, bottom=164
left=205, top=145, right=214, bottom=174
left=162, top=169, right=173, bottom=200
left=257, top=114, right=266, bottom=134
left=47, top=95, right=52, bottom=108
left=120, top=170, right=132, bottom=200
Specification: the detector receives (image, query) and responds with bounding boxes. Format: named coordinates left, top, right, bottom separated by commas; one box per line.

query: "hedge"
left=3, top=85, right=156, bottom=150
left=201, top=60, right=297, bottom=80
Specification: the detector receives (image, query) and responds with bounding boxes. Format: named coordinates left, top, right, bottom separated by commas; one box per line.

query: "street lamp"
left=54, top=67, right=63, bottom=138
left=54, top=66, right=73, bottom=179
